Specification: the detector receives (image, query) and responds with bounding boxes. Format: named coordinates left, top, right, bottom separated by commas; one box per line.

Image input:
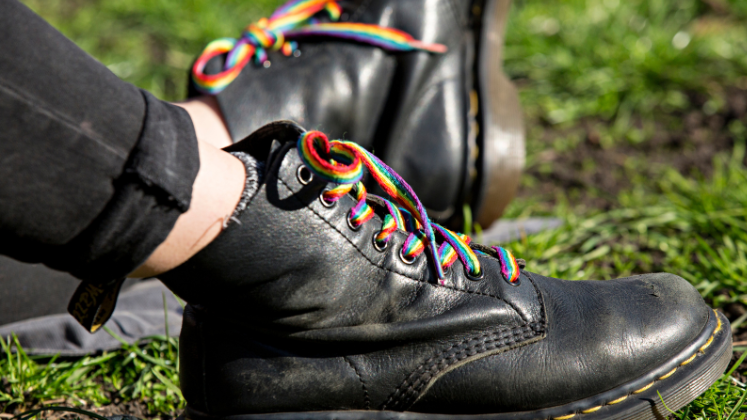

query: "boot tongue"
left=224, top=120, right=307, bottom=166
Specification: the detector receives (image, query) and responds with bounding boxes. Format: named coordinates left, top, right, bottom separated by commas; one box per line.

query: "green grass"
left=506, top=0, right=747, bottom=148
left=502, top=142, right=747, bottom=300
left=0, top=329, right=182, bottom=418
left=20, top=0, right=281, bottom=101
left=5, top=0, right=747, bottom=418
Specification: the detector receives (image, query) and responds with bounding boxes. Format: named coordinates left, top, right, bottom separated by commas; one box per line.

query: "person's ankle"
left=128, top=139, right=245, bottom=278
left=174, top=96, right=233, bottom=149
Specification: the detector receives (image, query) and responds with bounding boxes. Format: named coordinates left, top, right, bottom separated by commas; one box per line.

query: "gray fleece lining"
left=226, top=152, right=265, bottom=227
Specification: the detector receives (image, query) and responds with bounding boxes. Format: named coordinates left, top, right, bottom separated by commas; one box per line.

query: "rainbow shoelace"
left=192, top=0, right=447, bottom=95
left=298, top=130, right=521, bottom=284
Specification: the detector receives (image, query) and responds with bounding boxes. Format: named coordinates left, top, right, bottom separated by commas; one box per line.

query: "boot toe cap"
left=410, top=272, right=711, bottom=413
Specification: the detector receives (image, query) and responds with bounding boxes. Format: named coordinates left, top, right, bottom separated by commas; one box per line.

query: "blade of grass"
left=725, top=351, right=747, bottom=381
left=725, top=388, right=747, bottom=420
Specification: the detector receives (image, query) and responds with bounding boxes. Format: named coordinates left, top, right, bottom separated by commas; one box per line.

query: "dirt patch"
left=3, top=399, right=178, bottom=420
left=518, top=86, right=747, bottom=209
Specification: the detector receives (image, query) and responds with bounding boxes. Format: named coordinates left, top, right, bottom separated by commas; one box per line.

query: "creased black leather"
left=160, top=122, right=712, bottom=416
left=410, top=272, right=710, bottom=413
left=204, top=0, right=481, bottom=219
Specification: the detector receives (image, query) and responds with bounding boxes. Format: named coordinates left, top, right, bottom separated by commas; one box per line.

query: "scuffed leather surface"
left=161, top=122, right=545, bottom=415
left=210, top=0, right=479, bottom=217
left=162, top=123, right=711, bottom=415
left=181, top=305, right=544, bottom=414
left=410, top=272, right=710, bottom=413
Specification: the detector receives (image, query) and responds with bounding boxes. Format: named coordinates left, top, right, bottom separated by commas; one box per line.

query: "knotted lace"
left=297, top=131, right=521, bottom=284
left=192, top=0, right=448, bottom=95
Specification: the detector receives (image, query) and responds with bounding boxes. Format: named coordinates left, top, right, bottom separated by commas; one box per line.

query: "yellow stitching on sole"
left=558, top=311, right=721, bottom=418
left=581, top=406, right=602, bottom=414
left=607, top=395, right=628, bottom=405
left=658, top=367, right=677, bottom=380
left=699, top=336, right=714, bottom=352
left=680, top=353, right=697, bottom=366
left=633, top=382, right=655, bottom=394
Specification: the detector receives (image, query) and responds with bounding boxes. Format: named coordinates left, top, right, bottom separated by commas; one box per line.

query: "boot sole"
left=474, top=0, right=526, bottom=227
left=181, top=310, right=731, bottom=420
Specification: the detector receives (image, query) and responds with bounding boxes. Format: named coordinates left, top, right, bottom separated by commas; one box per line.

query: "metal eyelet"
left=347, top=211, right=362, bottom=231
left=399, top=247, right=417, bottom=265
left=507, top=275, right=522, bottom=287
left=465, top=268, right=484, bottom=281
left=319, top=192, right=337, bottom=208
left=297, top=166, right=313, bottom=185
left=442, top=265, right=452, bottom=277
left=372, top=233, right=388, bottom=252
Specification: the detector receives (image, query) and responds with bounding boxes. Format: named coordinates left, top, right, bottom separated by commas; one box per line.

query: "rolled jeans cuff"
left=47, top=91, right=200, bottom=281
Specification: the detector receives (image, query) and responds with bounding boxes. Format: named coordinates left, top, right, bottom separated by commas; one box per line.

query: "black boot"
left=189, top=0, right=524, bottom=228
left=160, top=121, right=730, bottom=420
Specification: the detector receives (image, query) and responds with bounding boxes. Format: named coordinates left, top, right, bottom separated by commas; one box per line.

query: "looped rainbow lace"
left=297, top=130, right=521, bottom=284
left=192, top=0, right=448, bottom=95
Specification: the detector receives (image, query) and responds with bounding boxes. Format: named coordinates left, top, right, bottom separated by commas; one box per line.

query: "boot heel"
left=475, top=0, right=526, bottom=227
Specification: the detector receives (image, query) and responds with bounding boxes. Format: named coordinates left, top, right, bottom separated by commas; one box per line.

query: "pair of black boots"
left=150, top=1, right=732, bottom=419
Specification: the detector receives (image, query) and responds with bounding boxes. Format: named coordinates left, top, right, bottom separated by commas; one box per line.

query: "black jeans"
left=0, top=0, right=199, bottom=283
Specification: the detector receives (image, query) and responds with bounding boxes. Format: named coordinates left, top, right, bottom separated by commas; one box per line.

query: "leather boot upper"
left=159, top=122, right=712, bottom=416
left=410, top=272, right=709, bottom=413
left=198, top=0, right=483, bottom=220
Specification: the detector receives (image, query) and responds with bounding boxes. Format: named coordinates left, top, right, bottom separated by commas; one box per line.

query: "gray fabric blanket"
left=0, top=280, right=182, bottom=356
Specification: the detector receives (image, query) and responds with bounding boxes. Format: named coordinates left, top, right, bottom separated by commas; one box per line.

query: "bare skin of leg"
left=175, top=96, right=233, bottom=149
left=128, top=97, right=243, bottom=278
